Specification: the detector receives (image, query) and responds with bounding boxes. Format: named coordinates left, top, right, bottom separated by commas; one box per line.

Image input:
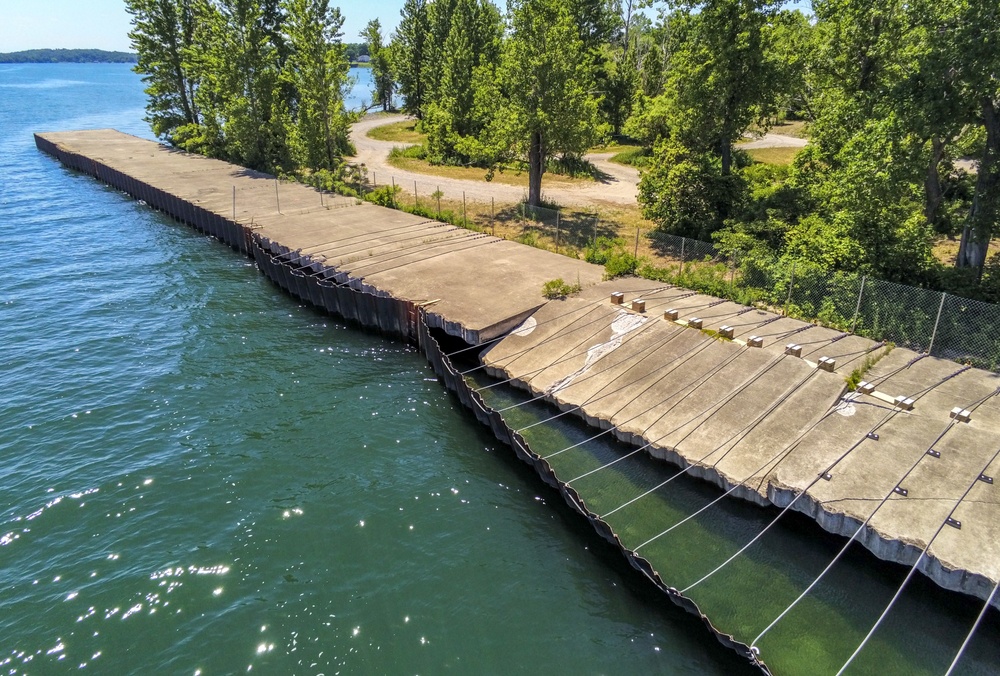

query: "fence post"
left=320, top=188, right=324, bottom=208
left=555, top=211, right=560, bottom=251
left=850, top=275, right=867, bottom=333
left=634, top=227, right=640, bottom=259
left=679, top=236, right=686, bottom=274
left=437, top=186, right=441, bottom=218
left=491, top=197, right=495, bottom=236
left=414, top=180, right=418, bottom=208
left=784, top=261, right=796, bottom=317
left=463, top=191, right=467, bottom=228
left=275, top=179, right=281, bottom=214
left=232, top=185, right=236, bottom=220
left=391, top=176, right=396, bottom=208
left=729, top=251, right=737, bottom=295
left=928, top=292, right=947, bottom=355
left=373, top=171, right=376, bottom=188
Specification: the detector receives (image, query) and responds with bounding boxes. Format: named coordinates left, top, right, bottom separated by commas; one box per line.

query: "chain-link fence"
left=641, top=230, right=1000, bottom=371
left=340, top=171, right=1000, bottom=371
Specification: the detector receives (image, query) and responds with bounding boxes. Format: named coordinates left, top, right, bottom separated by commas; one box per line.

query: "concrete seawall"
left=35, top=129, right=1000, bottom=669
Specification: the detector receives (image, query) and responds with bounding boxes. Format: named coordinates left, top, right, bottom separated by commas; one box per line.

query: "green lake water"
left=1, top=62, right=995, bottom=675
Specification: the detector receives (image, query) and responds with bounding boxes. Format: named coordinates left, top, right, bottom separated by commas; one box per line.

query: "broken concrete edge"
left=480, top=363, right=999, bottom=610
left=768, top=480, right=1000, bottom=610
left=419, top=321, right=773, bottom=675
left=34, top=135, right=772, bottom=671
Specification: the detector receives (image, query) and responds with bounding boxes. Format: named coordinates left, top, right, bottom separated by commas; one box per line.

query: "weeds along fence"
left=639, top=230, right=1000, bottom=372
left=333, top=172, right=1000, bottom=372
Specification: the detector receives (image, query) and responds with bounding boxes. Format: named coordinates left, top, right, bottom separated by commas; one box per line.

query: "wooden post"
left=391, top=176, right=396, bottom=208
left=275, top=179, right=280, bottom=214
left=463, top=191, right=467, bottom=228
left=491, top=197, right=495, bottom=236
left=634, top=227, right=640, bottom=259
left=232, top=185, right=236, bottom=220
left=414, top=180, right=418, bottom=208
left=555, top=211, right=560, bottom=251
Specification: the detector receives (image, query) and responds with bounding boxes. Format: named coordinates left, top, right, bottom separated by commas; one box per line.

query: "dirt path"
left=738, top=133, right=809, bottom=149
left=351, top=116, right=815, bottom=209
left=350, top=115, right=639, bottom=208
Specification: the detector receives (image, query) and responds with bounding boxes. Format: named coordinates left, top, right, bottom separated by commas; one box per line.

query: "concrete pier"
left=35, top=129, right=1000, bottom=667
left=482, top=278, right=1000, bottom=607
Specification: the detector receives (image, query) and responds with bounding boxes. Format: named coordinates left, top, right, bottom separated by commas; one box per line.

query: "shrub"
left=542, top=278, right=582, bottom=298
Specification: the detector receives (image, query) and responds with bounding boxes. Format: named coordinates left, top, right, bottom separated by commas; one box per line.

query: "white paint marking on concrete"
left=547, top=310, right=649, bottom=394
left=835, top=392, right=860, bottom=417
left=512, top=316, right=537, bottom=337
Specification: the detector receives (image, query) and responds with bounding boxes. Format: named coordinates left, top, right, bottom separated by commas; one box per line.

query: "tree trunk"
left=720, top=139, right=732, bottom=176
left=924, top=136, right=946, bottom=225
left=957, top=99, right=1000, bottom=275
left=527, top=130, right=544, bottom=207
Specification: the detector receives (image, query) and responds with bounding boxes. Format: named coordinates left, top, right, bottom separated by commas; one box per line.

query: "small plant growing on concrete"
left=542, top=278, right=582, bottom=299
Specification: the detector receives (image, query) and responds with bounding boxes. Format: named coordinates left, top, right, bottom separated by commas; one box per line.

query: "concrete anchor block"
left=631, top=298, right=646, bottom=313
left=857, top=380, right=875, bottom=394
left=664, top=308, right=679, bottom=321
left=611, top=292, right=624, bottom=305
left=747, top=335, right=763, bottom=348
left=688, top=317, right=704, bottom=329
left=785, top=343, right=802, bottom=357
left=718, top=325, right=734, bottom=339
left=817, top=356, right=837, bottom=372
left=950, top=407, right=972, bottom=423
left=894, top=395, right=915, bottom=411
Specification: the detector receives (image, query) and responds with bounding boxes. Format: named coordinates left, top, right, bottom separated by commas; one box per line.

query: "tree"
left=361, top=19, right=394, bottom=111
left=283, top=0, right=353, bottom=170
left=391, top=0, right=429, bottom=117
left=422, top=0, right=502, bottom=162
left=928, top=0, right=1000, bottom=275
left=482, top=0, right=605, bottom=206
left=661, top=0, right=783, bottom=175
left=125, top=0, right=201, bottom=141
left=193, top=0, right=291, bottom=171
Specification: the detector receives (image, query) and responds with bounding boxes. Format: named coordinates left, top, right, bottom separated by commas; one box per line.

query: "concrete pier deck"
left=482, top=278, right=1000, bottom=606
left=36, top=129, right=1000, bottom=614
left=35, top=129, right=602, bottom=344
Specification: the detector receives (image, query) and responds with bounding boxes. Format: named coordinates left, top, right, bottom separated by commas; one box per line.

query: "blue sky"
left=0, top=0, right=410, bottom=52
left=0, top=0, right=811, bottom=53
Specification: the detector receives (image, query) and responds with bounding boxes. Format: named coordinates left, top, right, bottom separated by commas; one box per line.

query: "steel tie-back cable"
left=569, top=359, right=819, bottom=487
left=466, top=291, right=697, bottom=383
left=835, top=443, right=1000, bottom=676
left=631, top=364, right=972, bottom=556
left=944, top=582, right=1000, bottom=676
left=443, top=285, right=678, bottom=358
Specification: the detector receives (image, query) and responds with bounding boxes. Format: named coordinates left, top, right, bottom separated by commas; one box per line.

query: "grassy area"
left=367, top=120, right=427, bottom=144
left=609, top=146, right=650, bottom=167
left=588, top=142, right=642, bottom=154
left=746, top=146, right=800, bottom=166
left=769, top=119, right=810, bottom=138
left=386, top=152, right=591, bottom=188
left=932, top=236, right=1000, bottom=265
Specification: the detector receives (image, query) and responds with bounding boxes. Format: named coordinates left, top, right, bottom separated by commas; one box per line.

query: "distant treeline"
left=0, top=49, right=138, bottom=63
left=344, top=43, right=368, bottom=63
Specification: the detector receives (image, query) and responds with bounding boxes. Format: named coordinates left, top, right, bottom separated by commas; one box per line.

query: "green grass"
left=609, top=146, right=651, bottom=167
left=367, top=120, right=427, bottom=144
left=746, top=146, right=800, bottom=166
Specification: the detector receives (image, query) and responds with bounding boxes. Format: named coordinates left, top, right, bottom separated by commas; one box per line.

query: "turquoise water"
left=0, top=64, right=752, bottom=674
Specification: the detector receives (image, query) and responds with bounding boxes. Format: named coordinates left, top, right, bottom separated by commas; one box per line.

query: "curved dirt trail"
left=350, top=115, right=640, bottom=208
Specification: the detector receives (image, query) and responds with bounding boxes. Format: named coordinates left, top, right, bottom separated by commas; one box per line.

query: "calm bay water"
left=0, top=64, right=752, bottom=674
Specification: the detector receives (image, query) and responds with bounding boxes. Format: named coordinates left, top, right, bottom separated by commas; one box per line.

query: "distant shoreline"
left=0, top=49, right=137, bottom=64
